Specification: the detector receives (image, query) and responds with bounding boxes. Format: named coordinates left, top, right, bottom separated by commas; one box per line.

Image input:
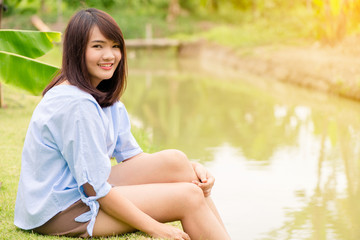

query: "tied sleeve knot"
left=75, top=197, right=99, bottom=236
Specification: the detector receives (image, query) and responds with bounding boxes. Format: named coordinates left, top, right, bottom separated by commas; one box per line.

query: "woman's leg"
left=109, top=150, right=196, bottom=185
left=109, top=149, right=229, bottom=234
left=93, top=182, right=230, bottom=240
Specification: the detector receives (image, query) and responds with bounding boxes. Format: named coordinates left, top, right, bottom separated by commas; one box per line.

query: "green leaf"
left=0, top=30, right=61, bottom=59
left=0, top=51, right=59, bottom=95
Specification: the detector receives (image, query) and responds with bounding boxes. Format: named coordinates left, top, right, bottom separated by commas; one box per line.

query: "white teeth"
left=99, top=64, right=112, bottom=67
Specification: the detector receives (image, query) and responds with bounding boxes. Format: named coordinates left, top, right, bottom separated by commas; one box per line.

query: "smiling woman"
left=85, top=26, right=121, bottom=87
left=14, top=8, right=230, bottom=240
left=42, top=8, right=127, bottom=108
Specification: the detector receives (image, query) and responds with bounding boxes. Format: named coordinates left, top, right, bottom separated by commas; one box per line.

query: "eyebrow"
left=90, top=40, right=106, bottom=43
left=90, top=40, right=119, bottom=45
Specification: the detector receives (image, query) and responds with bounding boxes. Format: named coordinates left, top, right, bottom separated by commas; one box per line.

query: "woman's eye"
left=92, top=45, right=102, bottom=48
left=113, top=45, right=120, bottom=48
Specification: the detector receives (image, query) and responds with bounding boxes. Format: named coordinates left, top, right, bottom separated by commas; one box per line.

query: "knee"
left=155, top=149, right=197, bottom=181
left=178, top=183, right=206, bottom=209
left=167, top=149, right=188, bottom=162
left=163, top=149, right=191, bottom=170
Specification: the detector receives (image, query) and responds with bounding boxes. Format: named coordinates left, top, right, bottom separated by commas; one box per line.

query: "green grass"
left=0, top=85, right=173, bottom=240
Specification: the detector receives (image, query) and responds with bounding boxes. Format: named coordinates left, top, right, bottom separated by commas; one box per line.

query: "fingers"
left=192, top=176, right=213, bottom=188
left=195, top=175, right=214, bottom=188
left=191, top=162, right=216, bottom=197
left=192, top=177, right=214, bottom=197
left=199, top=170, right=208, bottom=183
left=181, top=231, right=191, bottom=240
left=170, top=230, right=189, bottom=240
left=205, top=174, right=215, bottom=186
left=195, top=166, right=208, bottom=183
left=153, top=224, right=190, bottom=240
left=172, top=227, right=190, bottom=240
left=192, top=162, right=210, bottom=183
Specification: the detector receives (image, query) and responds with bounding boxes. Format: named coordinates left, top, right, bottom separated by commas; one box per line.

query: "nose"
left=102, top=46, right=115, bottom=61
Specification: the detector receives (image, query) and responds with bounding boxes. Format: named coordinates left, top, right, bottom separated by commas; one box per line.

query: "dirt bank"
left=179, top=37, right=360, bottom=101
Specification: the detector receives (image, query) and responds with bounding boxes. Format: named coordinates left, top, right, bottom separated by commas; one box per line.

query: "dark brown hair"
left=43, top=8, right=127, bottom=107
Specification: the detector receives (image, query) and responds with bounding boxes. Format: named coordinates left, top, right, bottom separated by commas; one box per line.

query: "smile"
left=98, top=63, right=113, bottom=70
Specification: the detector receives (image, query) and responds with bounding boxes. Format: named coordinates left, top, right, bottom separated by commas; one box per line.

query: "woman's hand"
left=191, top=162, right=215, bottom=197
left=150, top=223, right=190, bottom=240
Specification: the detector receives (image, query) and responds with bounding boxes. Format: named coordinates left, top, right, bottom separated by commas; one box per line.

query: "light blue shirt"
left=14, top=85, right=142, bottom=236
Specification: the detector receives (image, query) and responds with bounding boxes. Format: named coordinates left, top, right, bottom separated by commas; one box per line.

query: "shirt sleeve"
left=112, top=102, right=143, bottom=163
left=58, top=98, right=112, bottom=236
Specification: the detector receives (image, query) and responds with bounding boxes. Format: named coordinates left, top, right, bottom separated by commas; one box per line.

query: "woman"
left=14, top=8, right=230, bottom=240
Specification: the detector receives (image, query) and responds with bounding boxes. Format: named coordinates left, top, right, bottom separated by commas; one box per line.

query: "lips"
left=98, top=63, right=113, bottom=70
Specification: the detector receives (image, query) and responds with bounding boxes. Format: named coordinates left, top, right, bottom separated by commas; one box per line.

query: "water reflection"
left=124, top=55, right=360, bottom=240
left=124, top=71, right=300, bottom=162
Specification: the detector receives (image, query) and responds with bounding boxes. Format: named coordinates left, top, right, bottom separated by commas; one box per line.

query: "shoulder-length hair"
left=43, top=8, right=127, bottom=107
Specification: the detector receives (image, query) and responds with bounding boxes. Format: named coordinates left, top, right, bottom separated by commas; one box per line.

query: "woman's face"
left=85, top=26, right=121, bottom=87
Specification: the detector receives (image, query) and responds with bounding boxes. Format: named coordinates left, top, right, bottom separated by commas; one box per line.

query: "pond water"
left=124, top=50, right=360, bottom=240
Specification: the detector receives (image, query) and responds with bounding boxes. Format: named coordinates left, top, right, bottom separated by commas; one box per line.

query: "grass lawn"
left=0, top=85, right=174, bottom=240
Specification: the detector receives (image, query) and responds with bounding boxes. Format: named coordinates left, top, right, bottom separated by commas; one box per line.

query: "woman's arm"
left=83, top=184, right=189, bottom=239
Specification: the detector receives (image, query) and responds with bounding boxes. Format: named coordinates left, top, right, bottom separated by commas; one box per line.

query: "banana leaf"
left=0, top=51, right=59, bottom=95
left=0, top=30, right=61, bottom=58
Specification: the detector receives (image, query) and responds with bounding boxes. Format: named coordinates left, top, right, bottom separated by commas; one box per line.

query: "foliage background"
left=2, top=0, right=360, bottom=239
left=2, top=0, right=360, bottom=46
